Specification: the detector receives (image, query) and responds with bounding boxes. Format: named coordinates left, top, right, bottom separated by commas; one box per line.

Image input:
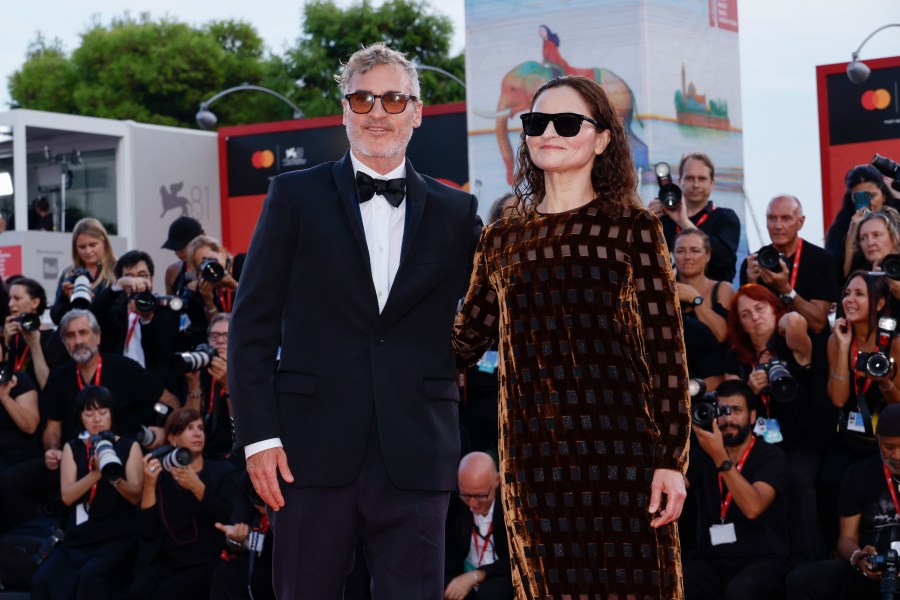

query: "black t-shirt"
left=7, top=330, right=69, bottom=390
left=200, top=370, right=233, bottom=459
left=0, top=371, right=39, bottom=460
left=739, top=238, right=840, bottom=307
left=662, top=202, right=741, bottom=282
left=44, top=353, right=165, bottom=443
left=840, top=453, right=900, bottom=553
left=687, top=436, right=789, bottom=560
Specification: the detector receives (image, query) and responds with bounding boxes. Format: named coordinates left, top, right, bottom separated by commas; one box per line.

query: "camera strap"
left=884, top=463, right=900, bottom=519
left=675, top=203, right=715, bottom=234
left=788, top=238, right=803, bottom=290
left=850, top=340, right=877, bottom=437
left=12, top=335, right=29, bottom=372
left=717, top=436, right=756, bottom=522
left=83, top=439, right=98, bottom=508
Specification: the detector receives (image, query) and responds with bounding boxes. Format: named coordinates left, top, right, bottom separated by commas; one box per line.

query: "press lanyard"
left=884, top=464, right=900, bottom=518
left=216, top=288, right=233, bottom=313
left=753, top=349, right=772, bottom=416
left=472, top=520, right=494, bottom=567
left=851, top=339, right=874, bottom=397
left=124, top=312, right=140, bottom=350
left=208, top=380, right=225, bottom=417
left=12, top=335, right=29, bottom=372
left=676, top=203, right=716, bottom=233
left=84, top=438, right=99, bottom=507
left=789, top=238, right=803, bottom=290
left=718, top=436, right=756, bottom=522
left=77, top=356, right=103, bottom=390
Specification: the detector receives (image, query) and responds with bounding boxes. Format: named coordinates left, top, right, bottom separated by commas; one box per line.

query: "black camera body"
left=67, top=268, right=94, bottom=310
left=0, top=362, right=14, bottom=386
left=168, top=343, right=218, bottom=374
left=199, top=258, right=226, bottom=284
left=655, top=162, right=682, bottom=208
left=89, top=431, right=123, bottom=482
left=857, top=317, right=897, bottom=379
left=757, top=359, right=798, bottom=402
left=132, top=291, right=185, bottom=314
left=881, top=254, right=900, bottom=280
left=15, top=313, right=41, bottom=332
left=872, top=153, right=900, bottom=193
left=125, top=402, right=173, bottom=448
left=689, top=379, right=731, bottom=431
left=864, top=549, right=899, bottom=597
left=757, top=245, right=786, bottom=273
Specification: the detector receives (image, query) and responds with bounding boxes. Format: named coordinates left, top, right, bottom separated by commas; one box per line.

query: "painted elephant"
left=482, top=61, right=649, bottom=185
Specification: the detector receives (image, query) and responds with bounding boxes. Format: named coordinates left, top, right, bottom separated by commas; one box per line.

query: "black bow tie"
left=356, top=171, right=406, bottom=208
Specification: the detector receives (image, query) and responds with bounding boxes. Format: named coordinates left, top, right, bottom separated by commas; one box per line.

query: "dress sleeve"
left=631, top=210, right=691, bottom=473
left=452, top=227, right=500, bottom=367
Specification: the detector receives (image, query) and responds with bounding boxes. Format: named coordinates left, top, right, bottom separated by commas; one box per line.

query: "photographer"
left=30, top=386, right=143, bottom=600
left=186, top=235, right=239, bottom=321
left=725, top=283, right=825, bottom=562
left=741, top=194, right=838, bottom=336
left=124, top=408, right=235, bottom=600
left=183, top=313, right=232, bottom=460
left=4, top=277, right=66, bottom=390
left=50, top=218, right=118, bottom=325
left=822, top=271, right=900, bottom=551
left=0, top=341, right=40, bottom=487
left=825, top=164, right=899, bottom=281
left=787, top=402, right=900, bottom=600
left=684, top=380, right=789, bottom=600
left=847, top=210, right=900, bottom=308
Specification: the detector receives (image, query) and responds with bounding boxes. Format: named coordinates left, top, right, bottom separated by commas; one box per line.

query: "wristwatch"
left=780, top=289, right=798, bottom=304
left=691, top=296, right=704, bottom=307
left=717, top=459, right=734, bottom=472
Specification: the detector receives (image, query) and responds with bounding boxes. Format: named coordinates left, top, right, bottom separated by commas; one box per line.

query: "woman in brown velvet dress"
left=453, top=76, right=691, bottom=599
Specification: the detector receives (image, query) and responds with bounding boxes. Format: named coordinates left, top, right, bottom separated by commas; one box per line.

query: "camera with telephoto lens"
left=856, top=317, right=898, bottom=378
left=199, top=257, right=225, bottom=284
left=149, top=445, right=193, bottom=471
left=67, top=268, right=94, bottom=309
left=756, top=359, right=798, bottom=402
left=757, top=245, right=787, bottom=273
left=863, top=549, right=899, bottom=597
left=15, top=313, right=41, bottom=332
left=0, top=361, right=14, bottom=386
left=89, top=431, right=123, bottom=482
left=168, top=343, right=217, bottom=374
left=879, top=255, right=900, bottom=280
left=689, top=379, right=731, bottom=431
left=132, top=291, right=185, bottom=314
left=655, top=162, right=682, bottom=208
left=872, top=153, right=900, bottom=193
left=125, top=402, right=174, bottom=448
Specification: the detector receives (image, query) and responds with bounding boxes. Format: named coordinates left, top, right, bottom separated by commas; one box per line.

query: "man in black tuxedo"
left=444, top=452, right=513, bottom=600
left=228, top=42, right=482, bottom=599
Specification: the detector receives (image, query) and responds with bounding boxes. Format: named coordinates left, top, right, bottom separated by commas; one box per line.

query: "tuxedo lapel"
left=399, top=157, right=426, bottom=267
left=332, top=152, right=370, bottom=264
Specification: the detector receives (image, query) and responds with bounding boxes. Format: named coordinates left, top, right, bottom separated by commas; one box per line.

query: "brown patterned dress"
left=453, top=200, right=690, bottom=599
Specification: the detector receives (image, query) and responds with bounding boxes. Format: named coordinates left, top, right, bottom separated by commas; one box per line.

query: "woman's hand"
left=171, top=466, right=204, bottom=497
left=215, top=522, right=250, bottom=544
left=833, top=317, right=852, bottom=349
left=676, top=283, right=700, bottom=305
left=747, top=368, right=770, bottom=395
left=3, top=315, right=21, bottom=343
left=143, top=453, right=162, bottom=485
left=61, top=281, right=74, bottom=300
left=45, top=448, right=63, bottom=471
left=208, top=357, right=228, bottom=392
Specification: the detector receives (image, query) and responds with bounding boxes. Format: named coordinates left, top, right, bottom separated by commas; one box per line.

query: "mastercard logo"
left=861, top=89, right=891, bottom=111
left=251, top=150, right=275, bottom=169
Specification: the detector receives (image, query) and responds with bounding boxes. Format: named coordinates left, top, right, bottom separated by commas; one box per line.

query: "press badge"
left=754, top=418, right=783, bottom=444
left=75, top=503, right=89, bottom=525
left=710, top=523, right=737, bottom=545
left=847, top=411, right=866, bottom=433
left=477, top=350, right=499, bottom=374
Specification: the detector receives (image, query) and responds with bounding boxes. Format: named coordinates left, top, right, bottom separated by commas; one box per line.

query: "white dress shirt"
left=465, top=499, right=498, bottom=568
left=244, top=153, right=408, bottom=459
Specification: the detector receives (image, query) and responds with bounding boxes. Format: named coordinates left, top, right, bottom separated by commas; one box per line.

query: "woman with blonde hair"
left=51, top=218, right=117, bottom=324
left=186, top=235, right=239, bottom=318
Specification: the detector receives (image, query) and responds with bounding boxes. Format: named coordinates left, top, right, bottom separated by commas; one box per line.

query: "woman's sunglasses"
left=520, top=112, right=600, bottom=137
left=344, top=91, right=418, bottom=114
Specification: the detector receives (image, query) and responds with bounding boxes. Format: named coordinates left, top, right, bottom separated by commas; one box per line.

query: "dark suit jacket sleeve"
left=228, top=176, right=300, bottom=447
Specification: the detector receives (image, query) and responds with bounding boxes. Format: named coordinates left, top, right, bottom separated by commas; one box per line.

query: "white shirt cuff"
left=245, top=438, right=283, bottom=458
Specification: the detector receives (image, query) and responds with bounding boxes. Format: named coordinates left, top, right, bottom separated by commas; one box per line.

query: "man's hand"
left=858, top=544, right=882, bottom=579
left=246, top=447, right=294, bottom=511
left=44, top=448, right=62, bottom=471
left=444, top=572, right=477, bottom=600
left=692, top=418, right=728, bottom=466
left=648, top=468, right=687, bottom=528
left=116, top=275, right=151, bottom=295
left=757, top=258, right=791, bottom=295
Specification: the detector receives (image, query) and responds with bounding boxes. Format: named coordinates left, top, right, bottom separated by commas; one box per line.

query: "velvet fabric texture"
left=454, top=201, right=690, bottom=599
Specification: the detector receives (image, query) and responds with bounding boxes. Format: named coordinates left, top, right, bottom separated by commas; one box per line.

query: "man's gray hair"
left=59, top=309, right=101, bottom=339
left=334, top=42, right=420, bottom=98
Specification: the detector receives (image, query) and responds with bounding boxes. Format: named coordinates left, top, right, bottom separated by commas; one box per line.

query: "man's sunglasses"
left=344, top=91, right=418, bottom=114
left=520, top=112, right=600, bottom=137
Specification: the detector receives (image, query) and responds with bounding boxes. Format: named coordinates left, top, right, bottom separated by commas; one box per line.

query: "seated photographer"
left=5, top=276, right=67, bottom=390
left=684, top=380, right=790, bottom=600
left=209, top=471, right=276, bottom=600
left=50, top=218, right=118, bottom=325
left=0, top=342, right=41, bottom=521
left=787, top=402, right=900, bottom=600
left=0, top=309, right=178, bottom=528
left=183, top=313, right=233, bottom=460
left=444, top=452, right=513, bottom=600
left=822, top=270, right=900, bottom=552
left=725, top=283, right=826, bottom=563
left=31, top=385, right=143, bottom=600
left=125, top=408, right=236, bottom=600
left=186, top=235, right=239, bottom=322
left=825, top=164, right=899, bottom=281
left=741, top=194, right=838, bottom=336
left=93, top=250, right=182, bottom=388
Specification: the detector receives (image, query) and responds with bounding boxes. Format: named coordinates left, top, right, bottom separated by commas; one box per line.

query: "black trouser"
left=123, top=559, right=217, bottom=600
left=818, top=435, right=874, bottom=554
left=209, top=552, right=277, bottom=600
left=786, top=558, right=882, bottom=600
left=785, top=447, right=824, bottom=564
left=684, top=554, right=790, bottom=600
left=0, top=457, right=60, bottom=530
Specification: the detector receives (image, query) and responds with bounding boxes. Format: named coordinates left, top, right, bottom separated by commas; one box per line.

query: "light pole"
left=414, top=63, right=466, bottom=89
left=196, top=84, right=305, bottom=130
left=846, top=24, right=900, bottom=84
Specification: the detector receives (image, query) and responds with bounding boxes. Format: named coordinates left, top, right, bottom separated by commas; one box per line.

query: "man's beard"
left=722, top=422, right=752, bottom=447
left=70, top=344, right=96, bottom=364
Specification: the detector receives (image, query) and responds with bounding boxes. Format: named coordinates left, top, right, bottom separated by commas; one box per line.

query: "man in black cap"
left=161, top=216, right=204, bottom=295
left=787, top=402, right=900, bottom=599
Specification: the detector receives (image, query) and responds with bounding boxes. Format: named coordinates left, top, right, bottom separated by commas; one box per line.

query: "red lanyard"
left=884, top=464, right=900, bottom=518
left=12, top=335, right=29, bottom=372
left=207, top=380, right=224, bottom=417
left=471, top=519, right=494, bottom=567
left=124, top=312, right=140, bottom=350
left=788, top=238, right=803, bottom=290
left=84, top=439, right=99, bottom=506
left=753, top=350, right=772, bottom=415
left=77, top=356, right=103, bottom=391
left=851, top=339, right=874, bottom=397
left=717, top=436, right=756, bottom=521
left=676, top=203, right=716, bottom=234
left=216, top=288, right=233, bottom=313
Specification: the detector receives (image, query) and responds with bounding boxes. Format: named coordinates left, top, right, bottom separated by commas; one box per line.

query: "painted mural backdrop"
left=464, top=0, right=746, bottom=234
